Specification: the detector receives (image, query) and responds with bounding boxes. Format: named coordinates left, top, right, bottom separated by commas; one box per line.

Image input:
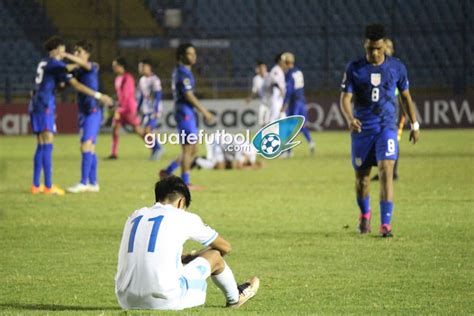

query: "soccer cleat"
left=87, top=184, right=100, bottom=192
left=159, top=169, right=170, bottom=180
left=31, top=184, right=45, bottom=194
left=227, top=276, right=260, bottom=309
left=380, top=224, right=393, bottom=238
left=358, top=213, right=371, bottom=234
left=67, top=183, right=89, bottom=193
left=106, top=154, right=118, bottom=160
left=309, top=142, right=316, bottom=155
left=43, top=185, right=65, bottom=196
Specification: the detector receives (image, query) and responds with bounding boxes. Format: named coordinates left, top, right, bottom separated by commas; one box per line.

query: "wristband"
left=411, top=121, right=420, bottom=131
left=94, top=92, right=102, bottom=100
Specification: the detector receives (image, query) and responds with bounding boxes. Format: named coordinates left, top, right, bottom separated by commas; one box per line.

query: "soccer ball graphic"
left=260, top=133, right=281, bottom=155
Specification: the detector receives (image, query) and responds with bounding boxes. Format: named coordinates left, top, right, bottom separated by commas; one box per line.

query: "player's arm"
left=182, top=235, right=232, bottom=264
left=62, top=52, right=93, bottom=71
left=399, top=89, right=420, bottom=144
left=69, top=78, right=113, bottom=106
left=340, top=92, right=362, bottom=133
left=184, top=90, right=214, bottom=123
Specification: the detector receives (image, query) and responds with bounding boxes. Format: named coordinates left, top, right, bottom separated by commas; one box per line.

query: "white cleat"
left=309, top=142, right=316, bottom=155
left=66, top=183, right=89, bottom=193
left=227, top=276, right=260, bottom=309
left=87, top=184, right=100, bottom=192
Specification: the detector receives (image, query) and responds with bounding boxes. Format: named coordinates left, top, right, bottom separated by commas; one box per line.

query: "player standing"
left=115, top=176, right=259, bottom=310
left=263, top=53, right=288, bottom=122
left=340, top=25, right=420, bottom=237
left=30, top=36, right=112, bottom=195
left=281, top=52, right=315, bottom=157
left=138, top=58, right=165, bottom=160
left=160, top=43, right=214, bottom=188
left=63, top=41, right=103, bottom=193
left=245, top=60, right=269, bottom=126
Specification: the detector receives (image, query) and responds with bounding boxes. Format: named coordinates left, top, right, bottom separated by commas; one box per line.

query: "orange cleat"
left=31, top=184, right=45, bottom=194
left=43, top=185, right=65, bottom=196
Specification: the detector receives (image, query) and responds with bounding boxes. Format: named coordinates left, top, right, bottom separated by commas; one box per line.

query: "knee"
left=356, top=176, right=370, bottom=190
left=207, top=249, right=225, bottom=271
left=81, top=141, right=93, bottom=152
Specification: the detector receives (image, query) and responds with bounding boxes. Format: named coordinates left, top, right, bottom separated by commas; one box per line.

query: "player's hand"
left=409, top=129, right=420, bottom=144
left=348, top=118, right=362, bottom=133
left=100, top=94, right=114, bottom=107
left=203, top=111, right=215, bottom=124
left=113, top=110, right=121, bottom=120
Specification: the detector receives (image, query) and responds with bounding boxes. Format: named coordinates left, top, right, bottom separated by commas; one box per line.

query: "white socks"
left=211, top=262, right=239, bottom=304
left=196, top=157, right=216, bottom=169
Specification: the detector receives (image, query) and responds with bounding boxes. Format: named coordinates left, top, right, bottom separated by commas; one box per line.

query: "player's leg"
left=375, top=130, right=399, bottom=237
left=31, top=133, right=44, bottom=194
left=298, top=104, right=315, bottom=153
left=181, top=143, right=196, bottom=185
left=109, top=115, right=121, bottom=159
left=88, top=111, right=101, bottom=191
left=146, top=117, right=164, bottom=160
left=40, top=127, right=64, bottom=195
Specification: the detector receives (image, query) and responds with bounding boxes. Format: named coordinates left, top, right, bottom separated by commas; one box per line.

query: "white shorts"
left=258, top=103, right=270, bottom=126
left=269, top=91, right=284, bottom=122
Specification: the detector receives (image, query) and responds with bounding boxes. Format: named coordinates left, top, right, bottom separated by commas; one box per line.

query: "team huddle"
left=28, top=23, right=419, bottom=310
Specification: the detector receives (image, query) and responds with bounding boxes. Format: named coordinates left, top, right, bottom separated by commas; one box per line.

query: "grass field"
left=0, top=130, right=473, bottom=315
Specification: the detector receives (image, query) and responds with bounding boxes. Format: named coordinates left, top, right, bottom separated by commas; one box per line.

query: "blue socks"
left=181, top=172, right=190, bottom=185
left=380, top=201, right=394, bottom=225
left=89, top=153, right=97, bottom=185
left=301, top=127, right=312, bottom=143
left=357, top=196, right=371, bottom=217
left=81, top=152, right=93, bottom=185
left=166, top=160, right=179, bottom=175
left=42, top=143, right=53, bottom=188
left=33, top=144, right=43, bottom=187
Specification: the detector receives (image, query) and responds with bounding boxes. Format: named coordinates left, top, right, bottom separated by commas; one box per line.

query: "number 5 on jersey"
left=128, top=215, right=164, bottom=253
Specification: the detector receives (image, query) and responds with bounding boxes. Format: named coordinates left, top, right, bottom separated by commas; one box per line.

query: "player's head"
left=138, top=58, right=153, bottom=76
left=112, top=56, right=127, bottom=75
left=74, top=40, right=92, bottom=61
left=176, top=43, right=196, bottom=66
left=155, top=176, right=191, bottom=209
left=281, top=52, right=295, bottom=71
left=275, top=52, right=288, bottom=71
left=43, top=35, right=65, bottom=58
left=384, top=38, right=395, bottom=57
left=255, top=60, right=267, bottom=76
left=364, top=24, right=386, bottom=65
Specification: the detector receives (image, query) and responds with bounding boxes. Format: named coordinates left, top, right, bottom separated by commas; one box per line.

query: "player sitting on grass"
left=30, top=36, right=113, bottom=195
left=115, top=176, right=259, bottom=310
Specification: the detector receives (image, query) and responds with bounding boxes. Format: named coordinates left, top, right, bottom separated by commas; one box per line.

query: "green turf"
left=0, top=130, right=473, bottom=315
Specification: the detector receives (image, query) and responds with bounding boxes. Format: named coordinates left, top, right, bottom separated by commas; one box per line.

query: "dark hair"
left=256, top=60, right=265, bottom=66
left=75, top=40, right=93, bottom=53
left=274, top=52, right=284, bottom=63
left=43, top=35, right=64, bottom=52
left=176, top=42, right=194, bottom=62
left=140, top=58, right=153, bottom=67
left=155, top=176, right=191, bottom=208
left=114, top=56, right=128, bottom=70
left=365, top=24, right=386, bottom=41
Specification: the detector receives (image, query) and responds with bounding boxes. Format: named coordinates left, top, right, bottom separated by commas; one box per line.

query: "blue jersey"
left=341, top=56, right=409, bottom=132
left=172, top=64, right=195, bottom=110
left=284, top=67, right=306, bottom=107
left=74, top=62, right=99, bottom=114
left=30, top=57, right=72, bottom=113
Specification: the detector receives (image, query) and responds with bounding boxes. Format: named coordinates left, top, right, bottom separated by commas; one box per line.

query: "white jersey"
left=251, top=74, right=265, bottom=100
left=115, top=203, right=218, bottom=308
left=138, top=74, right=162, bottom=114
left=264, top=65, right=286, bottom=121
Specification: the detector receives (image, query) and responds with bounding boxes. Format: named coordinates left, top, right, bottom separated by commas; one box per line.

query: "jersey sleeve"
left=251, top=76, right=259, bottom=94
left=396, top=63, right=409, bottom=92
left=340, top=62, right=354, bottom=93
left=177, top=71, right=193, bottom=95
left=52, top=61, right=73, bottom=83
left=186, top=213, right=218, bottom=246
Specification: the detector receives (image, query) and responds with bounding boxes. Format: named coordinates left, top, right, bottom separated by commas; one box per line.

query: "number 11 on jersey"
left=128, top=215, right=164, bottom=253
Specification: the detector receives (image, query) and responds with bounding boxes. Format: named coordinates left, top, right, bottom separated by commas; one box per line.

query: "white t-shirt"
left=115, top=203, right=218, bottom=301
left=251, top=74, right=265, bottom=100
left=138, top=74, right=162, bottom=114
left=263, top=65, right=286, bottom=104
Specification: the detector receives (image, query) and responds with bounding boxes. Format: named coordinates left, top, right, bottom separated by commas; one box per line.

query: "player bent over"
left=340, top=24, right=420, bottom=237
left=30, top=36, right=113, bottom=195
left=115, top=176, right=259, bottom=310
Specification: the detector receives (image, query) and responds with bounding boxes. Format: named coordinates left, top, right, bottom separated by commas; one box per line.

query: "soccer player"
left=160, top=43, right=214, bottom=188
left=340, top=24, right=420, bottom=237
left=245, top=60, right=269, bottom=126
left=138, top=58, right=164, bottom=160
left=263, top=52, right=288, bottom=122
left=108, top=57, right=153, bottom=159
left=30, top=36, right=113, bottom=195
left=115, top=176, right=260, bottom=310
left=371, top=38, right=406, bottom=181
left=62, top=41, right=103, bottom=193
left=280, top=52, right=315, bottom=157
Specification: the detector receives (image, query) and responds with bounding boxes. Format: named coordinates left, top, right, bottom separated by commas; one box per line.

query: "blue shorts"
left=79, top=110, right=102, bottom=144
left=174, top=107, right=198, bottom=144
left=286, top=102, right=307, bottom=118
left=351, top=129, right=398, bottom=170
left=142, top=113, right=158, bottom=130
left=30, top=111, right=56, bottom=134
